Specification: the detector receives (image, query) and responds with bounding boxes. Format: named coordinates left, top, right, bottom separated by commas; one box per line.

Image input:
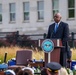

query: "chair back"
left=16, top=50, right=32, bottom=66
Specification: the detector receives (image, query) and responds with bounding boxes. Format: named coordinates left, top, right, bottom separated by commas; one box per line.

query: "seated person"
left=41, top=62, right=69, bottom=75
left=59, top=68, right=69, bottom=75
left=41, top=62, right=61, bottom=75
left=4, top=69, right=16, bottom=75
left=17, top=67, right=34, bottom=75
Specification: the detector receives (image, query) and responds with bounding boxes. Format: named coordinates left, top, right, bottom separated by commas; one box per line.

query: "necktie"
left=55, top=23, right=58, bottom=33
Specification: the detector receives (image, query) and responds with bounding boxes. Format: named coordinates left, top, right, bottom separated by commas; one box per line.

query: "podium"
left=38, top=39, right=63, bottom=65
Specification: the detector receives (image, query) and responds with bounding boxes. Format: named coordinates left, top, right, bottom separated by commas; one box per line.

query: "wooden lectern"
left=38, top=39, right=63, bottom=65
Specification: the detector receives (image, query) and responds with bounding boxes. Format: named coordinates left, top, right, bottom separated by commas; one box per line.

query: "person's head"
left=4, top=69, right=16, bottom=75
left=58, top=68, right=69, bottom=75
left=46, top=62, right=61, bottom=75
left=23, top=69, right=33, bottom=75
left=41, top=68, right=48, bottom=75
left=14, top=67, right=22, bottom=75
left=54, top=13, right=62, bottom=23
left=17, top=70, right=23, bottom=75
left=17, top=67, right=34, bottom=75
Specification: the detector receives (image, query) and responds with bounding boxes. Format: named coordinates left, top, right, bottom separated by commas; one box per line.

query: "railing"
left=0, top=31, right=76, bottom=48
left=19, top=32, right=76, bottom=48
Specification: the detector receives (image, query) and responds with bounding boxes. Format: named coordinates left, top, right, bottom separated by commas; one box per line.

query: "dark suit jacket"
left=47, top=21, right=69, bottom=51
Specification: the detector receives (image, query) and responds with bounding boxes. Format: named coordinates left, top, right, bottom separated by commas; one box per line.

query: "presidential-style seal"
left=41, top=39, right=54, bottom=53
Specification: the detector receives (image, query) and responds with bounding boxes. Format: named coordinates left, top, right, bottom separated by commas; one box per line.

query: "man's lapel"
left=53, top=23, right=55, bottom=33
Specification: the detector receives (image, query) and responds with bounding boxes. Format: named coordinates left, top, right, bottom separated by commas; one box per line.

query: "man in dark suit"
left=47, top=13, right=69, bottom=67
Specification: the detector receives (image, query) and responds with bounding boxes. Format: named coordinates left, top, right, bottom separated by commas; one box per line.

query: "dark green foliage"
left=0, top=39, right=10, bottom=47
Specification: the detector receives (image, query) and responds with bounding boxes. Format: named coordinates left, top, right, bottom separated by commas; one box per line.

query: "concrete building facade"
left=0, top=0, right=76, bottom=34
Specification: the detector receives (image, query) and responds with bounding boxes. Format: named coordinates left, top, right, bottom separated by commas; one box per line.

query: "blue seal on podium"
left=41, top=39, right=54, bottom=53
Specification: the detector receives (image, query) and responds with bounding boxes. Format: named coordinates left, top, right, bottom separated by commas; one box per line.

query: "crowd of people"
left=4, top=61, right=73, bottom=75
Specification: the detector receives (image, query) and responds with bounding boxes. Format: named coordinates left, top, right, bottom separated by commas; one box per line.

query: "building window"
left=52, top=0, right=59, bottom=17
left=37, top=1, right=44, bottom=21
left=0, top=4, right=2, bottom=22
left=9, top=3, right=16, bottom=22
left=23, top=2, right=29, bottom=21
left=68, top=0, right=75, bottom=18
